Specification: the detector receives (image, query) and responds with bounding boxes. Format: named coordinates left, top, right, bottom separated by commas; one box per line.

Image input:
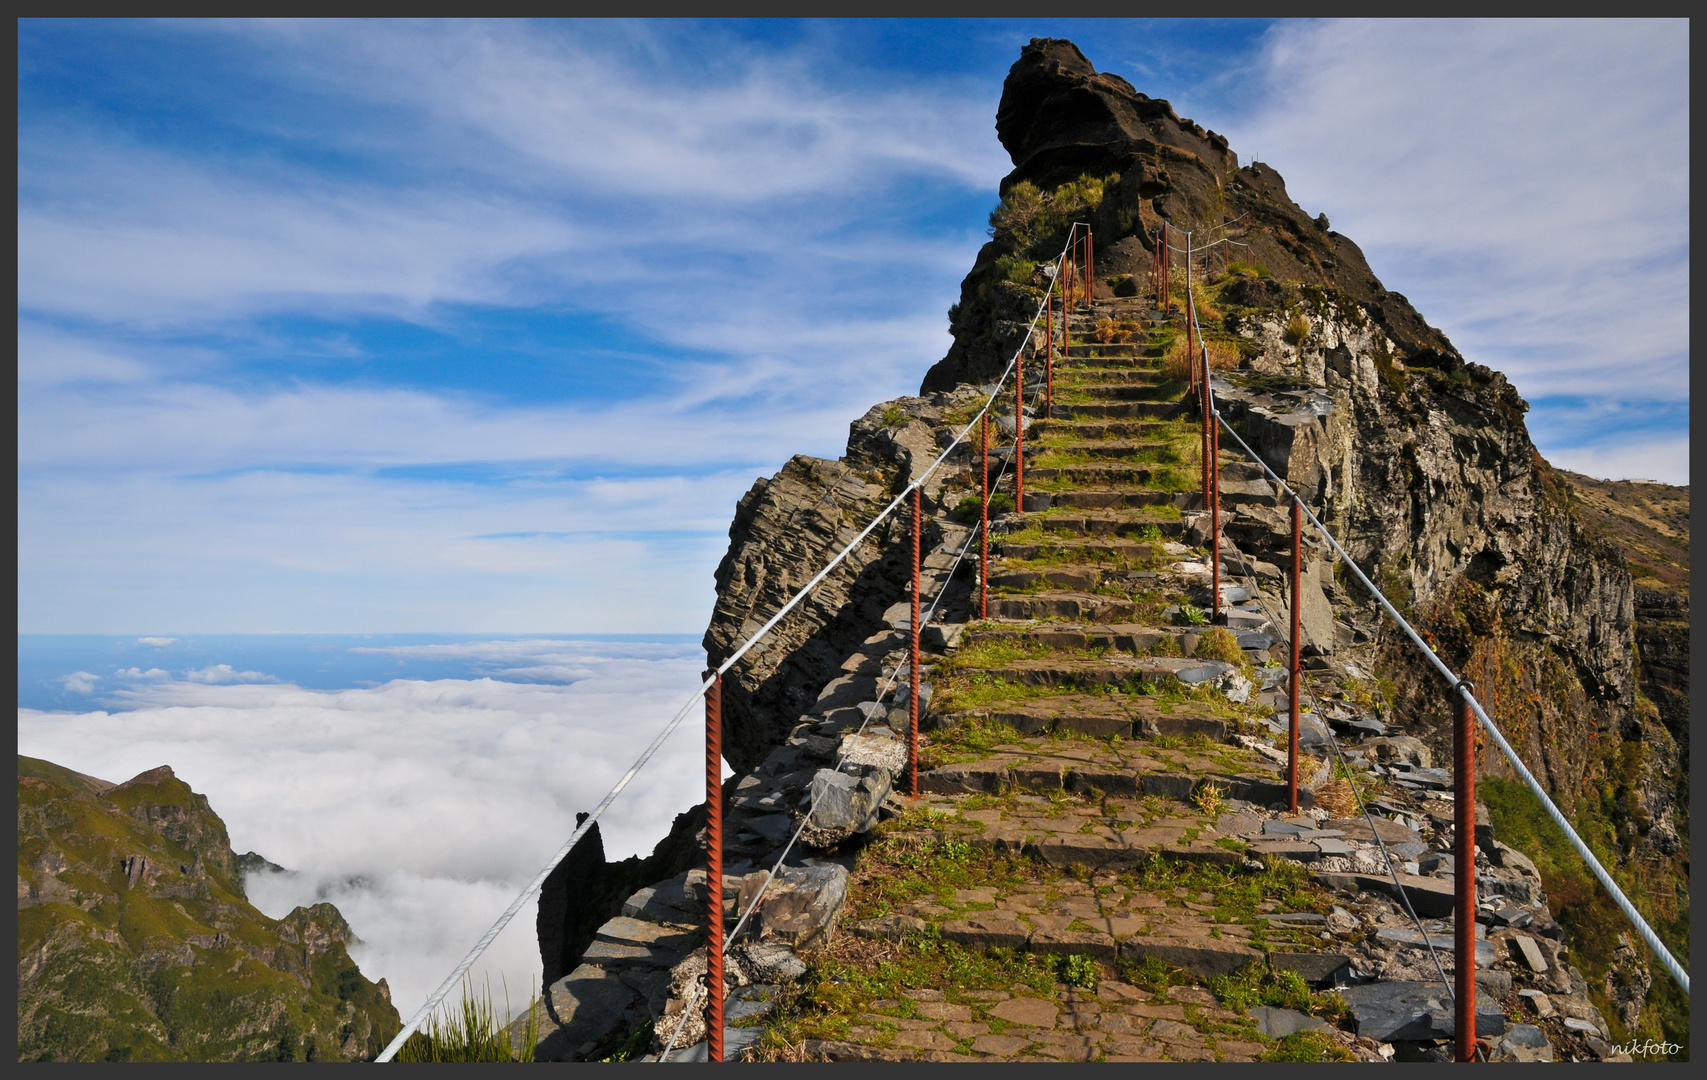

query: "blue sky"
left=19, top=19, right=1689, bottom=634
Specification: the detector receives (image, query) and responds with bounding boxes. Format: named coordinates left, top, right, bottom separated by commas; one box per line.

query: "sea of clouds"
left=17, top=636, right=712, bottom=1023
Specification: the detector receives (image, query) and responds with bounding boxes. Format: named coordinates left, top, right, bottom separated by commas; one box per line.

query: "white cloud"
left=136, top=637, right=178, bottom=647
left=59, top=671, right=100, bottom=694
left=115, top=667, right=172, bottom=680
left=184, top=664, right=280, bottom=684
left=1542, top=438, right=1690, bottom=488
left=17, top=640, right=708, bottom=1022
left=1223, top=19, right=1688, bottom=467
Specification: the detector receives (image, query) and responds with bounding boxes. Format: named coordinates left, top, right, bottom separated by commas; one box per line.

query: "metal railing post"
left=1289, top=499, right=1302, bottom=813
left=1015, top=335, right=1025, bottom=512
left=1455, top=681, right=1478, bottom=1062
left=703, top=670, right=724, bottom=1063
left=909, top=487, right=922, bottom=798
left=1185, top=231, right=1195, bottom=370
left=980, top=412, right=989, bottom=620
left=1045, top=270, right=1054, bottom=419
left=1086, top=228, right=1094, bottom=305
left=1210, top=366, right=1221, bottom=622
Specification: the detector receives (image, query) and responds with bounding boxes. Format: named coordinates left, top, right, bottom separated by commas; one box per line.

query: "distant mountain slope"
left=17, top=756, right=399, bottom=1062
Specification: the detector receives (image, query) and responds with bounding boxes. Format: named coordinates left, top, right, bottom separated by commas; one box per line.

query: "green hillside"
left=18, top=755, right=400, bottom=1061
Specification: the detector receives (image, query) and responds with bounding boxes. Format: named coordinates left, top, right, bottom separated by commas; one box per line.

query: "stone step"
left=999, top=512, right=1185, bottom=538
left=1048, top=355, right=1161, bottom=369
left=997, top=539, right=1160, bottom=561
left=1049, top=368, right=1165, bottom=384
left=971, top=655, right=1241, bottom=690
left=1066, top=383, right=1176, bottom=401
left=987, top=593, right=1146, bottom=622
left=1026, top=464, right=1186, bottom=486
left=1026, top=421, right=1173, bottom=439
left=1053, top=402, right=1183, bottom=420
left=939, top=695, right=1230, bottom=742
left=1022, top=490, right=1186, bottom=512
left=966, top=623, right=1268, bottom=662
left=1025, top=442, right=1182, bottom=463
left=987, top=566, right=1106, bottom=590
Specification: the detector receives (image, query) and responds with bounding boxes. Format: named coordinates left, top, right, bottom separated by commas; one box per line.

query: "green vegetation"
left=396, top=979, right=537, bottom=1063
left=995, top=255, right=1038, bottom=285
left=950, top=491, right=1016, bottom=524
left=17, top=757, right=400, bottom=1062
left=1178, top=604, right=1210, bottom=626
left=1049, top=953, right=1101, bottom=989
left=1258, top=1030, right=1354, bottom=1062
left=1282, top=314, right=1311, bottom=347
left=1481, top=775, right=1689, bottom=1060
left=987, top=173, right=1119, bottom=260
left=1192, top=626, right=1245, bottom=666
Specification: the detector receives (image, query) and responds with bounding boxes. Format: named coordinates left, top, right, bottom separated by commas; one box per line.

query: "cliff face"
left=923, top=38, right=1455, bottom=398
left=702, top=401, right=957, bottom=775
left=17, top=757, right=399, bottom=1062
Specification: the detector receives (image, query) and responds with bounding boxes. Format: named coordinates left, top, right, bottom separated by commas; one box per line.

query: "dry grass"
left=1163, top=337, right=1241, bottom=384
left=1314, top=778, right=1357, bottom=818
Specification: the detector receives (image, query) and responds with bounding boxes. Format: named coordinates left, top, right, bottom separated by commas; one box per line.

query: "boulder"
left=1340, top=980, right=1505, bottom=1041
left=744, top=862, right=849, bottom=947
left=798, top=766, right=891, bottom=847
left=733, top=941, right=808, bottom=983
left=531, top=963, right=639, bottom=1061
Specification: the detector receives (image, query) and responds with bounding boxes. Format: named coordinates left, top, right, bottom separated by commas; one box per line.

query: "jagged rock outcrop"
left=17, top=756, right=399, bottom=1062
left=923, top=37, right=1455, bottom=397
left=703, top=400, right=958, bottom=774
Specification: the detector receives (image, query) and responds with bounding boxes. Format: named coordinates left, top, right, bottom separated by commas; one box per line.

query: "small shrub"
left=1178, top=604, right=1209, bottom=627
left=1226, top=259, right=1269, bottom=279
left=950, top=492, right=1016, bottom=524
left=1282, top=313, right=1311, bottom=347
left=996, top=254, right=1038, bottom=285
left=1191, top=779, right=1227, bottom=817
left=1192, top=626, right=1245, bottom=665
left=1051, top=953, right=1101, bottom=989
left=881, top=405, right=906, bottom=428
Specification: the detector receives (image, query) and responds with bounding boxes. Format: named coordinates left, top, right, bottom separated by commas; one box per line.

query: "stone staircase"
left=517, top=292, right=1623, bottom=1064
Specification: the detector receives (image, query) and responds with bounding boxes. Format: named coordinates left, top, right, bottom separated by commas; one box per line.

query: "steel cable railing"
left=1185, top=299, right=1689, bottom=997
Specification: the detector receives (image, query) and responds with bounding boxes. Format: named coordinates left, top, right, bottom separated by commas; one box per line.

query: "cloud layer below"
left=18, top=638, right=709, bottom=1022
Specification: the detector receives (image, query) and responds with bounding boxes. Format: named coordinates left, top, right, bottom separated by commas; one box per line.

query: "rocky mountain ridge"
left=17, top=755, right=400, bottom=1062
left=521, top=36, right=1686, bottom=1063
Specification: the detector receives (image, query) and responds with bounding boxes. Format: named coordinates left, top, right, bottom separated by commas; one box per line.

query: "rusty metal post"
left=1185, top=231, right=1194, bottom=368
left=1289, top=500, right=1302, bottom=813
left=1086, top=228, right=1094, bottom=305
left=1209, top=355, right=1220, bottom=624
left=1045, top=272, right=1054, bottom=419
left=980, top=411, right=989, bottom=620
left=1455, top=681, right=1478, bottom=1062
left=909, top=487, right=922, bottom=798
left=703, top=670, right=724, bottom=1063
left=1200, top=342, right=1210, bottom=522
left=1015, top=335, right=1025, bottom=513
